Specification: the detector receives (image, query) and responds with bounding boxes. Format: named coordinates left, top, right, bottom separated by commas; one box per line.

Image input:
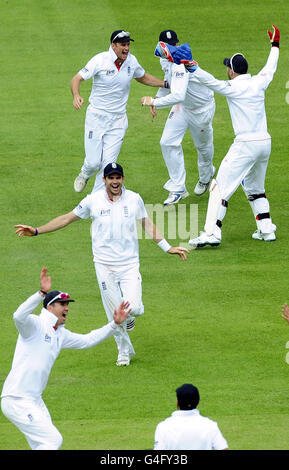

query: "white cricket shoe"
left=126, top=315, right=135, bottom=331
left=189, top=231, right=221, bottom=248
left=163, top=190, right=189, bottom=206
left=252, top=230, right=276, bottom=242
left=116, top=353, right=130, bottom=366
left=194, top=166, right=216, bottom=196
left=74, top=172, right=88, bottom=192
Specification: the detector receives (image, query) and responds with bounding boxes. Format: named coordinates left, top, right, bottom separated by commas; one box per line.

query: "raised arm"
left=15, top=211, right=80, bottom=237
left=13, top=267, right=51, bottom=338
left=256, top=25, right=280, bottom=89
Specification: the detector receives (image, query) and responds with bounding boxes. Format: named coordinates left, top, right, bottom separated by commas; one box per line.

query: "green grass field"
left=1, top=0, right=289, bottom=451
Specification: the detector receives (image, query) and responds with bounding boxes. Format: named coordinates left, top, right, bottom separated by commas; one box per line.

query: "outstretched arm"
left=141, top=217, right=190, bottom=260
left=15, top=211, right=80, bottom=237
left=136, top=73, right=167, bottom=88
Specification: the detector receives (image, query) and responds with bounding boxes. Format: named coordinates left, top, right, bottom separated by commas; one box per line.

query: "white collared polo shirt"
left=79, top=46, right=145, bottom=114
left=1, top=292, right=119, bottom=400
left=154, top=409, right=228, bottom=450
left=73, top=187, right=148, bottom=266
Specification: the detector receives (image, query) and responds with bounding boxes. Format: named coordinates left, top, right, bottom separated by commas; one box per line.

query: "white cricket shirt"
left=78, top=46, right=145, bottom=115
left=154, top=409, right=228, bottom=450
left=73, top=187, right=148, bottom=266
left=1, top=292, right=120, bottom=399
left=193, top=47, right=279, bottom=141
left=154, top=59, right=214, bottom=112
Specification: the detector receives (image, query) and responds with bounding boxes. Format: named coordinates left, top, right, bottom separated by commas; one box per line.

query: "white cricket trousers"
left=160, top=101, right=215, bottom=192
left=216, top=138, right=275, bottom=234
left=94, top=262, right=144, bottom=356
left=81, top=106, right=128, bottom=192
left=1, top=396, right=63, bottom=450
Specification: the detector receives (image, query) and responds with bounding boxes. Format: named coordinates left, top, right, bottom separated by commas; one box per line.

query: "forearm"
left=141, top=217, right=164, bottom=242
left=193, top=67, right=232, bottom=96
left=137, top=73, right=165, bottom=88
left=153, top=88, right=185, bottom=108
left=258, top=46, right=279, bottom=79
left=62, top=321, right=120, bottom=349
left=37, top=212, right=79, bottom=234
left=155, top=87, right=170, bottom=99
left=70, top=74, right=82, bottom=96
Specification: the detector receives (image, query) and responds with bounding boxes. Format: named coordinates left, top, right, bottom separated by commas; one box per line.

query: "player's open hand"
left=113, top=301, right=131, bottom=325
left=40, top=267, right=51, bottom=293
left=15, top=224, right=37, bottom=237
left=282, top=303, right=289, bottom=324
left=168, top=246, right=190, bottom=260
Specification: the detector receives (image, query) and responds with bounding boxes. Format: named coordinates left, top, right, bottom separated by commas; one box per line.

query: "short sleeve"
left=211, top=422, right=228, bottom=450
left=73, top=195, right=92, bottom=219
left=132, top=57, right=145, bottom=79
left=78, top=55, right=99, bottom=80
left=136, top=194, right=148, bottom=220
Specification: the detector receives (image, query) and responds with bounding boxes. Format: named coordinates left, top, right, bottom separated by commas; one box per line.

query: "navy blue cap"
left=159, top=30, right=179, bottom=45
left=44, top=290, right=75, bottom=309
left=103, top=162, right=124, bottom=177
left=111, top=30, right=134, bottom=43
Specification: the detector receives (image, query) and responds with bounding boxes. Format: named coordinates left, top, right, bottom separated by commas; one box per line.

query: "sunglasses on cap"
left=47, top=292, right=71, bottom=306
left=111, top=31, right=132, bottom=42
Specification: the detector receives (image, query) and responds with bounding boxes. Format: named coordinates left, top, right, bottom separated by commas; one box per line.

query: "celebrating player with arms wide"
left=15, top=163, right=189, bottom=367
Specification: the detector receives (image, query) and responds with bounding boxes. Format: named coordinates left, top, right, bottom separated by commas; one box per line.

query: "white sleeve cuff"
left=158, top=239, right=172, bottom=252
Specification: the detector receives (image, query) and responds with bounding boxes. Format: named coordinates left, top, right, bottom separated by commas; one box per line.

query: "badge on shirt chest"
left=106, top=69, right=115, bottom=76
left=127, top=66, right=131, bottom=76
left=44, top=334, right=51, bottom=343
left=100, top=209, right=111, bottom=216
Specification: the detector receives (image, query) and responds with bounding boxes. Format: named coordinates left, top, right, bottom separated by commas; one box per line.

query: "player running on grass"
left=14, top=163, right=189, bottom=367
left=157, top=25, right=280, bottom=247
left=71, top=30, right=168, bottom=194
left=1, top=267, right=131, bottom=450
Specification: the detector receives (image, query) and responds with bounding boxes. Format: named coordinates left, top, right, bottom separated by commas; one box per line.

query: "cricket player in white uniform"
left=15, top=163, right=189, bottom=367
left=1, top=267, right=131, bottom=450
left=71, top=30, right=168, bottom=194
left=154, top=384, right=228, bottom=450
left=174, top=25, right=280, bottom=247
left=141, top=30, right=216, bottom=206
